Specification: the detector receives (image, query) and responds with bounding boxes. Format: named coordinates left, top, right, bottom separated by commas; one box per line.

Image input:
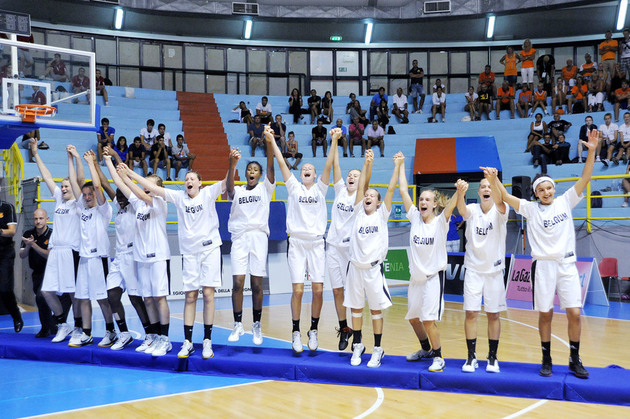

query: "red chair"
left=599, top=258, right=620, bottom=299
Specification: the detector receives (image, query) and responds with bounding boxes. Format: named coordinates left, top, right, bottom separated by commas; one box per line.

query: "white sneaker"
left=136, top=333, right=157, bottom=353
left=51, top=323, right=72, bottom=343
left=486, top=357, right=500, bottom=373
left=68, top=332, right=93, bottom=347
left=67, top=327, right=83, bottom=346
left=98, top=330, right=118, bottom=347
left=307, top=329, right=318, bottom=351
left=351, top=342, right=365, bottom=366
left=406, top=348, right=432, bottom=362
left=144, top=334, right=161, bottom=354
left=152, top=336, right=172, bottom=357
left=252, top=321, right=263, bottom=345
left=462, top=356, right=479, bottom=372
left=177, top=339, right=195, bottom=358
left=429, top=357, right=445, bottom=372
left=202, top=339, right=214, bottom=359
left=228, top=322, right=245, bottom=342
left=367, top=346, right=385, bottom=368
left=622, top=202, right=629, bottom=208
left=292, top=331, right=303, bottom=353
left=596, top=155, right=601, bottom=162
left=111, top=331, right=133, bottom=350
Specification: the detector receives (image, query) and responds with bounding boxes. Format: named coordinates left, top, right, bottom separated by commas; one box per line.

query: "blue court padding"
left=454, top=136, right=502, bottom=174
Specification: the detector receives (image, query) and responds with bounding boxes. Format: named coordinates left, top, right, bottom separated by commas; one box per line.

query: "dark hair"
left=116, top=136, right=127, bottom=151
left=116, top=188, right=129, bottom=209
left=156, top=135, right=164, bottom=141
left=158, top=123, right=165, bottom=130
left=379, top=87, right=385, bottom=92
left=325, top=91, right=332, bottom=97
left=176, top=134, right=184, bottom=140
left=101, top=118, right=109, bottom=125
left=133, top=136, right=142, bottom=143
left=246, top=161, right=263, bottom=174
left=81, top=180, right=95, bottom=192
left=147, top=119, right=155, bottom=126
left=288, top=131, right=295, bottom=136
left=262, top=96, right=268, bottom=100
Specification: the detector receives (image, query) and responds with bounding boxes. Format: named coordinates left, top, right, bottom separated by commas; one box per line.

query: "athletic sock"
left=541, top=341, right=552, bottom=363
left=83, top=328, right=91, bottom=336
left=253, top=309, right=262, bottom=323
left=233, top=311, right=243, bottom=323
left=310, top=317, right=319, bottom=331
left=420, top=338, right=431, bottom=352
left=204, top=324, right=213, bottom=340
left=432, top=347, right=442, bottom=358
left=74, top=317, right=82, bottom=329
left=142, top=322, right=151, bottom=334
left=105, top=322, right=115, bottom=333
left=466, top=338, right=477, bottom=358
left=374, top=333, right=382, bottom=347
left=160, top=323, right=169, bottom=336
left=339, top=319, right=348, bottom=330
left=184, top=325, right=193, bottom=342
left=569, top=341, right=580, bottom=363
left=116, top=319, right=128, bottom=333
left=150, top=322, right=160, bottom=335
left=353, top=329, right=362, bottom=344
left=54, top=314, right=65, bottom=325
left=292, top=319, right=300, bottom=333
left=488, top=339, right=499, bottom=358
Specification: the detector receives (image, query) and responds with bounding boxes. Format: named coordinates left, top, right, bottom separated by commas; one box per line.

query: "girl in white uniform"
left=326, top=134, right=362, bottom=351
left=124, top=150, right=236, bottom=360
left=269, top=124, right=335, bottom=353
left=399, top=154, right=460, bottom=372
left=457, top=177, right=508, bottom=373
left=67, top=149, right=114, bottom=348
left=346, top=150, right=400, bottom=368
left=115, top=165, right=172, bottom=357
left=492, top=128, right=599, bottom=379
left=226, top=128, right=275, bottom=346
left=30, top=140, right=78, bottom=343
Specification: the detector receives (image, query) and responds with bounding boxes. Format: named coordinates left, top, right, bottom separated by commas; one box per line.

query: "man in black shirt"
left=408, top=59, right=426, bottom=113
left=311, top=119, right=328, bottom=157
left=548, top=112, right=572, bottom=141
left=0, top=198, right=22, bottom=332
left=150, top=135, right=172, bottom=180
left=307, top=89, right=322, bottom=125
left=270, top=114, right=287, bottom=153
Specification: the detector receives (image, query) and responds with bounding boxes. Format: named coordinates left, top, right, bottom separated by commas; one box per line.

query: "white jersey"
left=49, top=186, right=80, bottom=250
left=349, top=203, right=390, bottom=265
left=463, top=203, right=508, bottom=273
left=285, top=175, right=328, bottom=240
left=140, top=127, right=159, bottom=146
left=408, top=206, right=448, bottom=279
left=516, top=186, right=582, bottom=262
left=77, top=198, right=112, bottom=258
left=618, top=123, right=630, bottom=142
left=114, top=198, right=135, bottom=255
left=165, top=182, right=223, bottom=254
left=327, top=179, right=356, bottom=248
left=228, top=177, right=275, bottom=240
left=129, top=194, right=170, bottom=262
left=599, top=123, right=618, bottom=142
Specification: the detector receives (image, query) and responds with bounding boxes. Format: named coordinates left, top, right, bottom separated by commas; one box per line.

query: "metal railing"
left=2, top=143, right=24, bottom=212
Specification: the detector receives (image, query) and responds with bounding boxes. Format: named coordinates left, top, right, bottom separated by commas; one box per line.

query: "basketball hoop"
left=14, top=104, right=57, bottom=123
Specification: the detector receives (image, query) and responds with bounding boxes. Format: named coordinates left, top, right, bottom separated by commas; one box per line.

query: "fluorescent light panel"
left=114, top=8, right=124, bottom=30
left=244, top=20, right=253, bottom=40
left=365, top=22, right=373, bottom=44
left=486, top=15, right=495, bottom=39
left=618, top=0, right=628, bottom=31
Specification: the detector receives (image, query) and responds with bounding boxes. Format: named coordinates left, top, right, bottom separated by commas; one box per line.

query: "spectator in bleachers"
left=561, top=59, right=578, bottom=87
left=477, top=65, right=496, bottom=97
left=500, top=46, right=520, bottom=87
left=370, top=87, right=388, bottom=122
left=599, top=113, right=618, bottom=165
left=531, top=83, right=549, bottom=116
left=171, top=134, right=196, bottom=180
left=377, top=100, right=390, bottom=130
left=431, top=85, right=446, bottom=123
left=127, top=136, right=148, bottom=176
left=248, top=115, right=265, bottom=157
left=367, top=119, right=385, bottom=157
left=113, top=136, right=128, bottom=166
left=20, top=130, right=48, bottom=162
left=531, top=133, right=554, bottom=173
left=516, top=85, right=532, bottom=119
left=495, top=80, right=515, bottom=120
left=392, top=87, right=410, bottom=124
left=433, top=78, right=446, bottom=93
left=346, top=93, right=357, bottom=113
left=614, top=79, right=630, bottom=122
left=464, top=86, right=479, bottom=121
left=567, top=76, right=588, bottom=114
left=140, top=118, right=159, bottom=147
left=587, top=72, right=605, bottom=113
left=311, top=118, right=328, bottom=157
left=283, top=131, right=303, bottom=170
left=308, top=89, right=322, bottom=124
left=621, top=28, right=630, bottom=76
left=552, top=134, right=571, bottom=165
left=322, top=91, right=334, bottom=124
left=255, top=96, right=273, bottom=124
left=232, top=101, right=253, bottom=125
left=270, top=114, right=287, bottom=153
left=332, top=118, right=349, bottom=157
left=548, top=112, right=572, bottom=141
left=96, top=117, right=115, bottom=164
left=615, top=112, right=630, bottom=164
left=478, top=84, right=493, bottom=120
left=525, top=112, right=547, bottom=152
left=408, top=59, right=426, bottom=113
left=552, top=76, right=568, bottom=113
left=157, top=123, right=172, bottom=149
left=576, top=115, right=596, bottom=163
left=349, top=99, right=369, bottom=126
left=579, top=53, right=597, bottom=81
left=601, top=68, right=612, bottom=100
left=599, top=30, right=618, bottom=78
left=288, top=88, right=305, bottom=124
left=71, top=67, right=89, bottom=104
left=348, top=116, right=366, bottom=157
left=520, top=39, right=537, bottom=91
left=150, top=134, right=172, bottom=181
left=0, top=64, right=13, bottom=82
left=536, top=54, right=555, bottom=95
left=31, top=85, right=46, bottom=105
left=95, top=69, right=109, bottom=107
left=40, top=53, right=69, bottom=82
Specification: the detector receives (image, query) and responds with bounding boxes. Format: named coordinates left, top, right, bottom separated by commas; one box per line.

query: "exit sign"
left=330, top=35, right=342, bottom=41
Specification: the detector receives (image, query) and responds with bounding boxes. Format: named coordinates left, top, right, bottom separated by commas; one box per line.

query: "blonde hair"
left=420, top=188, right=451, bottom=214
left=147, top=174, right=163, bottom=187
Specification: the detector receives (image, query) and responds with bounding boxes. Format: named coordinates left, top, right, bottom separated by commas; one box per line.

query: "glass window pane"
left=470, top=50, right=488, bottom=78
left=370, top=52, right=387, bottom=74
left=269, top=76, right=287, bottom=96
left=390, top=52, right=407, bottom=75
left=289, top=76, right=304, bottom=96
left=429, top=51, right=448, bottom=75
left=141, top=71, right=162, bottom=90
left=490, top=49, right=505, bottom=74
left=289, top=51, right=307, bottom=74
left=336, top=80, right=359, bottom=98
left=450, top=77, right=469, bottom=94
left=369, top=77, right=387, bottom=94
left=185, top=46, right=204, bottom=70
left=554, top=46, right=573, bottom=70
left=163, top=70, right=173, bottom=91
left=206, top=75, right=225, bottom=94
left=72, top=37, right=92, bottom=53
left=249, top=49, right=267, bottom=72
left=336, top=50, right=359, bottom=77
left=206, top=48, right=224, bottom=71
left=185, top=72, right=205, bottom=93
left=450, top=52, right=467, bottom=74
left=310, top=50, right=333, bottom=76
left=120, top=41, right=140, bottom=66
left=576, top=46, right=595, bottom=67
left=47, top=33, right=70, bottom=49
left=310, top=80, right=333, bottom=95
left=96, top=39, right=117, bottom=65
left=163, top=45, right=182, bottom=68
left=270, top=51, right=286, bottom=73
left=142, top=43, right=160, bottom=67
left=389, top=78, right=407, bottom=95
left=249, top=75, right=267, bottom=95
left=120, top=68, right=140, bottom=88
left=227, top=48, right=246, bottom=72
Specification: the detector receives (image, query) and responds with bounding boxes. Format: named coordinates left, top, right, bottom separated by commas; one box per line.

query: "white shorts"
left=287, top=237, right=325, bottom=284
left=463, top=269, right=506, bottom=313
left=41, top=247, right=78, bottom=294
left=230, top=230, right=268, bottom=277
left=532, top=259, right=582, bottom=312
left=343, top=262, right=392, bottom=311
left=75, top=257, right=109, bottom=300
left=107, top=252, right=140, bottom=296
left=521, top=67, right=534, bottom=84
left=327, top=244, right=350, bottom=289
left=406, top=271, right=445, bottom=321
left=182, top=247, right=222, bottom=291
left=138, top=260, right=170, bottom=297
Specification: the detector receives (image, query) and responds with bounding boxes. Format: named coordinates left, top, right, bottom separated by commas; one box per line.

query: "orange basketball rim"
left=14, top=104, right=57, bottom=123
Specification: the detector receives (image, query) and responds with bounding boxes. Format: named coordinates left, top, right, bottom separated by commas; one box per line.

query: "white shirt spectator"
left=367, top=125, right=385, bottom=138
left=432, top=92, right=446, bottom=106
left=599, top=123, right=618, bottom=144
left=256, top=102, right=272, bottom=115
left=392, top=93, right=408, bottom=110
left=465, top=91, right=478, bottom=102
left=619, top=123, right=630, bottom=143
left=433, top=83, right=446, bottom=91
left=140, top=127, right=159, bottom=146
left=171, top=143, right=190, bottom=158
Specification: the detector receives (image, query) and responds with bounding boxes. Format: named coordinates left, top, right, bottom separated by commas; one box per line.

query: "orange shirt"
left=520, top=48, right=536, bottom=68
left=502, top=54, right=518, bottom=76
left=581, top=62, right=596, bottom=77
left=562, top=66, right=578, bottom=81
left=519, top=91, right=532, bottom=103
left=571, top=84, right=588, bottom=100
left=600, top=39, right=618, bottom=61
left=534, top=90, right=547, bottom=101
left=615, top=87, right=630, bottom=99
left=498, top=86, right=514, bottom=103
left=479, top=72, right=495, bottom=85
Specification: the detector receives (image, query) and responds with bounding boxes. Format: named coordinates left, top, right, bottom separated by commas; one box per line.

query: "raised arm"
left=122, top=164, right=166, bottom=200
left=455, top=179, right=470, bottom=218
left=74, top=147, right=85, bottom=187
left=30, top=139, right=57, bottom=195
left=574, top=128, right=599, bottom=196
left=264, top=126, right=275, bottom=184
left=331, top=128, right=343, bottom=184
left=482, top=166, right=520, bottom=211
left=442, top=192, right=458, bottom=221
left=84, top=151, right=106, bottom=206
left=320, top=129, right=338, bottom=185
left=226, top=147, right=240, bottom=199
left=384, top=152, right=403, bottom=212
left=487, top=169, right=507, bottom=214
left=93, top=147, right=115, bottom=200
left=117, top=164, right=154, bottom=205
left=355, top=150, right=374, bottom=205
left=66, top=145, right=82, bottom=200
left=269, top=126, right=292, bottom=182
left=103, top=150, right=131, bottom=198
left=398, top=155, right=414, bottom=212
